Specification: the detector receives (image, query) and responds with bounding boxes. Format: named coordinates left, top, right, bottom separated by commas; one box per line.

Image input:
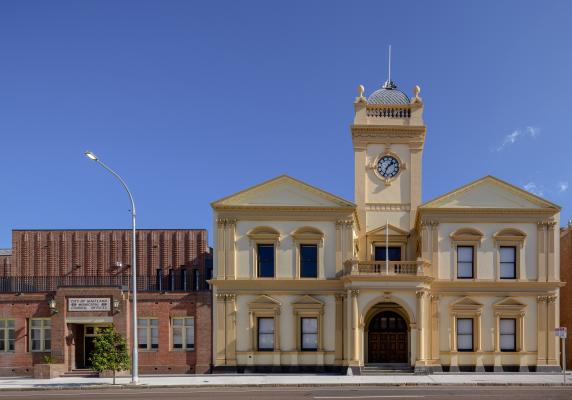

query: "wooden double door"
left=367, top=311, right=408, bottom=364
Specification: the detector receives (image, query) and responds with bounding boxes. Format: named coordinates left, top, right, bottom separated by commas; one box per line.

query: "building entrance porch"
left=69, top=324, right=112, bottom=369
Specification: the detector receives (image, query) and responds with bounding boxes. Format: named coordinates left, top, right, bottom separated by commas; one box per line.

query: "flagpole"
left=385, top=219, right=389, bottom=275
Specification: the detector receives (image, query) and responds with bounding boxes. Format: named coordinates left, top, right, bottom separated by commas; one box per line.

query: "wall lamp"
left=48, top=298, right=58, bottom=314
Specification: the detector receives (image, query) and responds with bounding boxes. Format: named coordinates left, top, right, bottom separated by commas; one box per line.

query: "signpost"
left=555, top=327, right=567, bottom=384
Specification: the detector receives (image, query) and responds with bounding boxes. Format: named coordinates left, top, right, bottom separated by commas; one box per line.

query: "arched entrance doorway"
left=367, top=310, right=408, bottom=364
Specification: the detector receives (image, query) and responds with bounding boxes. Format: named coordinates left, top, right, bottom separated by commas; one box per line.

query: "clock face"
left=377, top=156, right=400, bottom=178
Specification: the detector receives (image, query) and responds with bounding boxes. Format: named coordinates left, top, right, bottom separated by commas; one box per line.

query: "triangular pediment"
left=367, top=223, right=409, bottom=237
left=292, top=295, right=324, bottom=306
left=450, top=296, right=483, bottom=309
left=212, top=175, right=355, bottom=210
left=421, top=176, right=560, bottom=210
left=493, top=297, right=526, bottom=308
left=249, top=294, right=281, bottom=306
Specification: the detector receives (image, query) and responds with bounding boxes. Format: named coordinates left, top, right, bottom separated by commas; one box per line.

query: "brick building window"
left=172, top=317, right=194, bottom=350
left=0, top=319, right=15, bottom=352
left=138, top=318, right=158, bottom=350
left=194, top=269, right=200, bottom=291
left=30, top=319, right=51, bottom=352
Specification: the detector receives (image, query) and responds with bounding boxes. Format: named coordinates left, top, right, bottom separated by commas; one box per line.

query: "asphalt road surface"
left=0, top=386, right=571, bottom=400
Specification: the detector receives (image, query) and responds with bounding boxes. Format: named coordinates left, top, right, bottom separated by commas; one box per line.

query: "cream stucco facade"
left=210, top=79, right=563, bottom=373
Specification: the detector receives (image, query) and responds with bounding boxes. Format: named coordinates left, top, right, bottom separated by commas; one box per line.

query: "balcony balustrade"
left=342, top=259, right=430, bottom=277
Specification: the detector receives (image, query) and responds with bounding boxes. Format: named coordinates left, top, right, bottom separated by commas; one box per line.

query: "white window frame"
left=30, top=318, right=51, bottom=352
left=0, top=319, right=15, bottom=352
left=171, top=317, right=194, bottom=351
left=138, top=318, right=158, bottom=351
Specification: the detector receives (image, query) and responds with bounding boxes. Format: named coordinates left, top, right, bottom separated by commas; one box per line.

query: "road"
left=0, top=386, right=571, bottom=399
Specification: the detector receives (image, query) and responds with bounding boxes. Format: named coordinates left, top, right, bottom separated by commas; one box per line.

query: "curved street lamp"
left=84, top=151, right=139, bottom=384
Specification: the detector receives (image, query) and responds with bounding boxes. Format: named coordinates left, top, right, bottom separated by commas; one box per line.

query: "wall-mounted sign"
left=68, top=298, right=111, bottom=312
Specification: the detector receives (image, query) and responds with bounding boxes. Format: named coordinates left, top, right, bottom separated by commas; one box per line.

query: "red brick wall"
left=7, top=230, right=208, bottom=287
left=561, top=226, right=572, bottom=369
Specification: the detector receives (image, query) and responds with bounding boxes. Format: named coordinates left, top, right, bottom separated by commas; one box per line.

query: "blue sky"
left=1, top=1, right=571, bottom=247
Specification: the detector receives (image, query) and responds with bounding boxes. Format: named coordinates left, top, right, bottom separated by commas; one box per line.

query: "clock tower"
left=351, top=78, right=426, bottom=261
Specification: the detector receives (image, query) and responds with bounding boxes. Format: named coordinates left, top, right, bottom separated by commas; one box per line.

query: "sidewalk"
left=0, top=372, right=571, bottom=391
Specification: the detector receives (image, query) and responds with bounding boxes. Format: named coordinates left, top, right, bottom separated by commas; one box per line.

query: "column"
left=335, top=221, right=342, bottom=274
left=409, top=145, right=422, bottom=230
left=537, top=296, right=547, bottom=366
left=215, top=293, right=227, bottom=366
left=431, top=222, right=439, bottom=278
left=416, top=290, right=427, bottom=362
left=547, top=295, right=558, bottom=365
left=225, top=294, right=237, bottom=366
left=430, top=294, right=440, bottom=364
left=351, top=289, right=360, bottom=364
left=493, top=312, right=502, bottom=371
left=334, top=293, right=345, bottom=364
left=225, top=219, right=236, bottom=279
left=216, top=219, right=226, bottom=279
left=537, top=222, right=547, bottom=282
left=547, top=221, right=556, bottom=281
left=354, top=145, right=367, bottom=260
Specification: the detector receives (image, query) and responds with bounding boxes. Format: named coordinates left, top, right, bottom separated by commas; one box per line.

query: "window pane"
left=257, top=244, right=275, bottom=278
left=500, top=262, right=516, bottom=279
left=500, top=247, right=516, bottom=263
left=500, top=318, right=516, bottom=334
left=138, top=319, right=148, bottom=328
left=300, top=245, right=318, bottom=278
left=302, top=318, right=318, bottom=334
left=7, top=320, right=14, bottom=329
left=500, top=334, right=515, bottom=351
left=185, top=318, right=194, bottom=327
left=151, top=325, right=158, bottom=349
left=44, top=320, right=51, bottom=328
left=138, top=328, right=147, bottom=348
left=258, top=333, right=274, bottom=350
left=31, top=340, right=41, bottom=351
left=457, top=334, right=473, bottom=351
left=0, top=321, right=4, bottom=329
left=173, top=319, right=183, bottom=326
left=258, top=318, right=274, bottom=334
left=457, top=319, right=473, bottom=334
left=457, top=246, right=473, bottom=262
left=374, top=246, right=401, bottom=261
left=44, top=340, right=51, bottom=351
left=173, top=327, right=182, bottom=349
left=457, top=262, right=473, bottom=278
left=302, top=333, right=318, bottom=350
left=186, top=326, right=194, bottom=348
left=151, top=319, right=158, bottom=327
left=31, top=328, right=40, bottom=340
left=31, top=320, right=42, bottom=328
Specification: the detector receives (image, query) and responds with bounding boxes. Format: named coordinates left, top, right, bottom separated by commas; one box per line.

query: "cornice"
left=431, top=281, right=564, bottom=291
left=211, top=278, right=344, bottom=292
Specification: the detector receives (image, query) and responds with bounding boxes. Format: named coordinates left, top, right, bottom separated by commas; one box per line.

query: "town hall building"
left=211, top=76, right=563, bottom=373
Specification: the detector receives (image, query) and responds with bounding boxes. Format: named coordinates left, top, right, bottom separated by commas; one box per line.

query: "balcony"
left=342, top=260, right=430, bottom=278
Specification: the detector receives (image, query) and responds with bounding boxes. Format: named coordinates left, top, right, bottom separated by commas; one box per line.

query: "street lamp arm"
left=94, top=159, right=136, bottom=217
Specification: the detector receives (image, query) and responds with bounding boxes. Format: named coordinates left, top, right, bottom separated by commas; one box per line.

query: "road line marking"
left=314, top=396, right=424, bottom=399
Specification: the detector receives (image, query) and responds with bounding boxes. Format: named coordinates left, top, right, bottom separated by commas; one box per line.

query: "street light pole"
left=84, top=151, right=139, bottom=384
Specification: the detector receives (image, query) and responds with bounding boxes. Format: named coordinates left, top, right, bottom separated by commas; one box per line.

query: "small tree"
left=89, top=327, right=130, bottom=384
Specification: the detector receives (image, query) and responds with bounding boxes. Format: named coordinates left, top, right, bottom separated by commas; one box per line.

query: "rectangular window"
left=457, top=318, right=473, bottom=352
left=172, top=317, right=194, bottom=350
left=457, top=246, right=474, bottom=279
left=138, top=318, right=158, bottom=350
left=257, top=244, right=275, bottom=278
left=500, top=318, right=516, bottom=351
left=300, top=244, right=318, bottom=278
left=30, top=319, right=51, bottom=352
left=257, top=317, right=274, bottom=351
left=194, top=269, right=200, bottom=291
left=0, top=319, right=15, bottom=352
left=374, top=246, right=401, bottom=261
left=500, top=246, right=516, bottom=279
left=301, top=317, right=318, bottom=351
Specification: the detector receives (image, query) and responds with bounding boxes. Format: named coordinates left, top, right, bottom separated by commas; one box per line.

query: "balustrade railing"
left=366, top=105, right=412, bottom=119
left=342, top=260, right=429, bottom=277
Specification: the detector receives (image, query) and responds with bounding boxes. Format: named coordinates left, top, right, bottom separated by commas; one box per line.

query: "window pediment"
left=248, top=294, right=281, bottom=312
left=493, top=228, right=527, bottom=246
left=292, top=227, right=324, bottom=242
left=450, top=296, right=483, bottom=313
left=248, top=226, right=280, bottom=241
left=493, top=297, right=526, bottom=314
left=450, top=228, right=483, bottom=243
left=292, top=295, right=324, bottom=314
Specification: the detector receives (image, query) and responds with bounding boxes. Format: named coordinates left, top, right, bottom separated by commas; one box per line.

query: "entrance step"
left=61, top=369, right=99, bottom=378
left=360, top=363, right=413, bottom=375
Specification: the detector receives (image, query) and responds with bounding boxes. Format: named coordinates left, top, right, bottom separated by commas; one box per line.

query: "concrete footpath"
left=0, top=372, right=571, bottom=391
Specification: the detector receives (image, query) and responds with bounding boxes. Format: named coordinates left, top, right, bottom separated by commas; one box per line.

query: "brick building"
left=561, top=224, right=572, bottom=369
left=0, top=229, right=212, bottom=376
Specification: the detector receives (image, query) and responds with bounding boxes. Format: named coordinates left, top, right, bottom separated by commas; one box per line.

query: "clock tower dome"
left=351, top=78, right=426, bottom=261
